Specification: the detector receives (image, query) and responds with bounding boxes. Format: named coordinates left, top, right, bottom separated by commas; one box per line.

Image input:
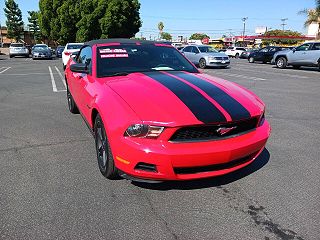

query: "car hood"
left=203, top=52, right=228, bottom=57
left=33, top=49, right=50, bottom=53
left=106, top=71, right=264, bottom=127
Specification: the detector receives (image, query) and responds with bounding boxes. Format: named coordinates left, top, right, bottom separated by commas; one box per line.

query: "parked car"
left=65, top=39, right=270, bottom=181
left=272, top=42, right=320, bottom=70
left=9, top=43, right=29, bottom=58
left=55, top=45, right=65, bottom=58
left=248, top=46, right=288, bottom=63
left=240, top=49, right=258, bottom=59
left=225, top=47, right=247, bottom=58
left=31, top=44, right=53, bottom=59
left=181, top=45, right=230, bottom=68
left=62, top=43, right=83, bottom=69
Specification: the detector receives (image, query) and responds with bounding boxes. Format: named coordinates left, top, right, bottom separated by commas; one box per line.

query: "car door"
left=70, top=46, right=93, bottom=117
left=305, top=42, right=320, bottom=65
left=266, top=47, right=278, bottom=62
left=191, top=46, right=201, bottom=64
left=288, top=43, right=312, bottom=64
left=256, top=48, right=268, bottom=61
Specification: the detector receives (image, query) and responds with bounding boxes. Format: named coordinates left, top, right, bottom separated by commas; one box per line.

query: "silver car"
left=272, top=42, right=320, bottom=70
left=9, top=43, right=29, bottom=58
left=181, top=45, right=230, bottom=69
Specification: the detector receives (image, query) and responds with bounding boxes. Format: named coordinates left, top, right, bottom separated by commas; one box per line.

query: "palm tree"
left=157, top=22, right=164, bottom=40
left=299, top=0, right=320, bottom=39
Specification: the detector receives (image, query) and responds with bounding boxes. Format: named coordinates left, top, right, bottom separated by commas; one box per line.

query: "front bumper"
left=207, top=60, right=230, bottom=67
left=33, top=54, right=51, bottom=59
left=111, top=120, right=271, bottom=181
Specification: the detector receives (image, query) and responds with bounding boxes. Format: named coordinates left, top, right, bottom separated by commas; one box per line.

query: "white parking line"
left=214, top=72, right=267, bottom=81
left=54, top=66, right=67, bottom=89
left=0, top=67, right=11, bottom=74
left=48, top=66, right=58, bottom=92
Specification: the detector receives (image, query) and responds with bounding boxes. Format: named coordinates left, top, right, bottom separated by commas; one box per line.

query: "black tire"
left=66, top=85, right=79, bottom=114
left=199, top=58, right=206, bottom=69
left=9, top=55, right=13, bottom=58
left=318, top=60, right=320, bottom=72
left=235, top=53, right=240, bottom=59
left=249, top=57, right=254, bottom=63
left=276, top=57, right=287, bottom=69
left=63, top=65, right=66, bottom=70
left=94, top=114, right=118, bottom=179
left=292, top=65, right=301, bottom=69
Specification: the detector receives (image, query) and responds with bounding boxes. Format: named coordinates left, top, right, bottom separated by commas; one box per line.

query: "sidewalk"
left=0, top=48, right=9, bottom=55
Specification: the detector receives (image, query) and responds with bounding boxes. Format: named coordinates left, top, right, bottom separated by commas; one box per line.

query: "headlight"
left=125, top=124, right=164, bottom=139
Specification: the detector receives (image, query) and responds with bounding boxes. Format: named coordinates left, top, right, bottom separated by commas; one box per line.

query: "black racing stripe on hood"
left=169, top=72, right=251, bottom=121
left=143, top=72, right=227, bottom=123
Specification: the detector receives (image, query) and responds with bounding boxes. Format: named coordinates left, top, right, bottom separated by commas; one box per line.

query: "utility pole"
left=242, top=17, right=248, bottom=38
left=281, top=18, right=288, bottom=31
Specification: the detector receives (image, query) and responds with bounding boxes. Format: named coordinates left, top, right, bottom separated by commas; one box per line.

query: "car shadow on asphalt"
left=272, top=66, right=320, bottom=72
left=132, top=148, right=270, bottom=191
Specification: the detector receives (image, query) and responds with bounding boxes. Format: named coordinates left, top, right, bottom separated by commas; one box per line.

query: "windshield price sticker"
left=99, top=48, right=127, bottom=54
left=100, top=54, right=129, bottom=58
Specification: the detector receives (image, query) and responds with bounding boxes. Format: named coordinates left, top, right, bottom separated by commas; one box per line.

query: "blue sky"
left=0, top=0, right=317, bottom=39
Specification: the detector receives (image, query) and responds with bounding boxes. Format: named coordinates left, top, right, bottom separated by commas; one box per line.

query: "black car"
left=31, top=44, right=53, bottom=60
left=248, top=46, right=288, bottom=63
left=240, top=49, right=258, bottom=59
left=55, top=45, right=65, bottom=58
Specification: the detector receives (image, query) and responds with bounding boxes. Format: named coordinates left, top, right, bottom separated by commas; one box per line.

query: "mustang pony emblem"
left=216, top=126, right=237, bottom=136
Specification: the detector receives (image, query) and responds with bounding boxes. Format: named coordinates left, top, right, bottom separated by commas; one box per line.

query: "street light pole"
left=281, top=18, right=288, bottom=31
left=242, top=17, right=248, bottom=44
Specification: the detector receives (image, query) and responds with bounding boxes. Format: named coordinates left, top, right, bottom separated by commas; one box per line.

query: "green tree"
left=4, top=0, right=24, bottom=42
left=100, top=0, right=142, bottom=38
left=27, top=11, right=41, bottom=43
left=38, top=0, right=53, bottom=41
left=160, top=32, right=172, bottom=41
left=189, top=33, right=210, bottom=40
left=158, top=21, right=164, bottom=39
left=76, top=0, right=108, bottom=42
left=298, top=0, right=320, bottom=39
left=262, top=29, right=303, bottom=45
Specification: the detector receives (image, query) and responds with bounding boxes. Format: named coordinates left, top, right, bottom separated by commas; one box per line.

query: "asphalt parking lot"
left=0, top=56, right=319, bottom=240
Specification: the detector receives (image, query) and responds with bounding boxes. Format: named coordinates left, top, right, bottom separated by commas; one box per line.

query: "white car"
left=62, top=43, right=83, bottom=69
left=225, top=47, right=247, bottom=58
left=9, top=43, right=29, bottom=58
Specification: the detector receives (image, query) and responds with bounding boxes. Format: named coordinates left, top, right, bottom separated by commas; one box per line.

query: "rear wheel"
left=276, top=57, right=287, bottom=69
left=94, top=114, right=118, bottom=179
left=249, top=57, right=255, bottom=63
left=199, top=58, right=206, bottom=69
left=66, top=85, right=79, bottom=114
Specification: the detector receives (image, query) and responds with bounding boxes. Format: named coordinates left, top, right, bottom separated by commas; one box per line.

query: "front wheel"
left=94, top=114, right=118, bottom=179
left=199, top=58, right=207, bottom=69
left=276, top=57, right=287, bottom=69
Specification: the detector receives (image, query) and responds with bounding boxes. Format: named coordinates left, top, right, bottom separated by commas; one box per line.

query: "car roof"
left=85, top=38, right=166, bottom=47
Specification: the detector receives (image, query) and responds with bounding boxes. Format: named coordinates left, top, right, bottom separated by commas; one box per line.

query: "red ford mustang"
left=65, top=39, right=271, bottom=181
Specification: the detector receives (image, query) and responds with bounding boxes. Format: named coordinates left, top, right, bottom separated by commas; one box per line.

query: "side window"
left=191, top=47, right=199, bottom=54
left=311, top=43, right=320, bottom=50
left=183, top=46, right=192, bottom=52
left=296, top=44, right=312, bottom=51
left=260, top=48, right=268, bottom=53
left=78, top=46, right=92, bottom=73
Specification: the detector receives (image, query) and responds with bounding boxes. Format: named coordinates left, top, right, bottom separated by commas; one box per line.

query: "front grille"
left=214, top=57, right=229, bottom=60
left=173, top=152, right=258, bottom=175
left=169, top=117, right=258, bottom=142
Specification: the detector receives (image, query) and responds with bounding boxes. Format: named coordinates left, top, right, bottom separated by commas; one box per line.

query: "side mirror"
left=70, top=63, right=89, bottom=74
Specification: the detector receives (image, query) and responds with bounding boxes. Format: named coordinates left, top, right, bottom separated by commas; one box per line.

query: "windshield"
left=33, top=46, right=49, bottom=51
left=67, top=44, right=83, bottom=49
left=11, top=44, right=24, bottom=47
left=198, top=46, right=218, bottom=53
left=97, top=44, right=198, bottom=77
